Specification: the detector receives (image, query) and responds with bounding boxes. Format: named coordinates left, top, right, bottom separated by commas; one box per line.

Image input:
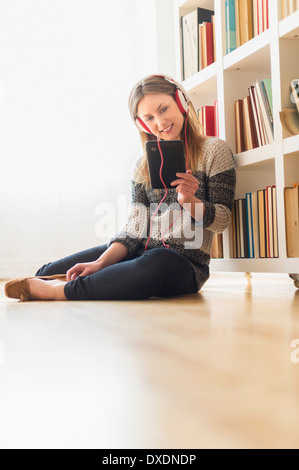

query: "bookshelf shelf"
left=180, top=0, right=213, bottom=9
left=175, top=0, right=299, bottom=277
left=211, top=257, right=299, bottom=273
left=234, top=144, right=275, bottom=168
left=223, top=30, right=271, bottom=73
left=183, top=62, right=217, bottom=97
left=283, top=135, right=299, bottom=155
left=279, top=9, right=299, bottom=38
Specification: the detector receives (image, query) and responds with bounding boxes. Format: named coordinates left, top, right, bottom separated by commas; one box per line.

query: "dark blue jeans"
left=35, top=244, right=198, bottom=301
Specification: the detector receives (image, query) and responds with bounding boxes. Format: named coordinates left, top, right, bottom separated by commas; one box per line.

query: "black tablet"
left=145, top=140, right=186, bottom=189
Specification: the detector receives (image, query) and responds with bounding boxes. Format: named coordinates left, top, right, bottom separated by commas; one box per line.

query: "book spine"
left=246, top=193, right=254, bottom=258
left=226, top=0, right=237, bottom=53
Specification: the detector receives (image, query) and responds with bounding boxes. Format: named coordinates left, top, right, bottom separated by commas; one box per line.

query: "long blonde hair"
left=128, top=75, right=206, bottom=188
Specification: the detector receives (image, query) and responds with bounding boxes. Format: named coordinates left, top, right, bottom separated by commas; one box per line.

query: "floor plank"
left=0, top=273, right=298, bottom=449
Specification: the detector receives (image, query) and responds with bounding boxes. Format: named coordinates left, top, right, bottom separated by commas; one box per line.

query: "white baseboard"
left=0, top=259, right=46, bottom=280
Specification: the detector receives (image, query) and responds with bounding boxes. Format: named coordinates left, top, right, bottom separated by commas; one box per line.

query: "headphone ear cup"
left=175, top=89, right=189, bottom=114
left=136, top=117, right=152, bottom=134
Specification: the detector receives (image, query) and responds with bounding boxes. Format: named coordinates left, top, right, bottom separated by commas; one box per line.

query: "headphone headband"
left=129, top=74, right=191, bottom=134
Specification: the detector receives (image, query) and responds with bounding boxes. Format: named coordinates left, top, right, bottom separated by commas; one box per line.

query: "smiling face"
left=137, top=93, right=185, bottom=140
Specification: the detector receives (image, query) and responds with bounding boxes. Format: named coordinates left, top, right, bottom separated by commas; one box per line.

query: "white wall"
left=0, top=0, right=175, bottom=278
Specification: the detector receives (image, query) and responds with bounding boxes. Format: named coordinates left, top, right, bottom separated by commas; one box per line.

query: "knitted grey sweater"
left=109, top=137, right=236, bottom=291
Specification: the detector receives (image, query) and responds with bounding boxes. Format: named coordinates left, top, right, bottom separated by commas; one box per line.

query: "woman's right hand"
left=66, top=261, right=103, bottom=281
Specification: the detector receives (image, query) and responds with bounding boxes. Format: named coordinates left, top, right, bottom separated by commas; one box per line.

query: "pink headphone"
left=129, top=74, right=191, bottom=134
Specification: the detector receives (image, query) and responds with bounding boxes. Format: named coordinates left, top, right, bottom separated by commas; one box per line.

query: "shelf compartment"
left=279, top=10, right=299, bottom=38
left=283, top=135, right=299, bottom=155
left=210, top=257, right=299, bottom=273
left=234, top=144, right=275, bottom=168
left=223, top=30, right=271, bottom=74
left=182, top=61, right=217, bottom=96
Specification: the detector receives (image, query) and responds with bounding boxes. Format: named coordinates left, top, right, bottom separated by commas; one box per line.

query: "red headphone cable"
left=145, top=112, right=190, bottom=251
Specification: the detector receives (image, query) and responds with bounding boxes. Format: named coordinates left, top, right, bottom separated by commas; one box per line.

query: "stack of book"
left=281, top=0, right=299, bottom=19
left=231, top=185, right=278, bottom=258
left=197, top=101, right=219, bottom=137
left=234, top=78, right=273, bottom=154
left=225, top=0, right=269, bottom=54
left=285, top=184, right=299, bottom=257
left=181, top=7, right=215, bottom=80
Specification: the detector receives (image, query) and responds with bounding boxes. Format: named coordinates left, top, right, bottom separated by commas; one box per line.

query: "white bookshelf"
left=175, top=0, right=299, bottom=277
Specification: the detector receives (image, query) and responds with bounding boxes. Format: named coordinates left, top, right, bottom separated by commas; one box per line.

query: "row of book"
left=212, top=184, right=299, bottom=259
left=231, top=186, right=278, bottom=259
left=197, top=101, right=219, bottom=138
left=281, top=0, right=299, bottom=19
left=234, top=78, right=273, bottom=154
left=181, top=7, right=215, bottom=80
left=285, top=184, right=299, bottom=257
left=226, top=0, right=269, bottom=54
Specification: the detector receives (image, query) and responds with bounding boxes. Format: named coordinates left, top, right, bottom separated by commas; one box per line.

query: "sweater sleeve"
left=201, top=138, right=236, bottom=233
left=107, top=158, right=150, bottom=257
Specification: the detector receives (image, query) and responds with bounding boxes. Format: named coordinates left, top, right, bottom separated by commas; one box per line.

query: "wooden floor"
left=0, top=273, right=299, bottom=449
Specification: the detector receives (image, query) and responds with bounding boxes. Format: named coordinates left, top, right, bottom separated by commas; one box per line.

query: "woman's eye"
left=161, top=107, right=168, bottom=113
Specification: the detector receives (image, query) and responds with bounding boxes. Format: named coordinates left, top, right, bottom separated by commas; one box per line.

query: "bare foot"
left=28, top=278, right=67, bottom=301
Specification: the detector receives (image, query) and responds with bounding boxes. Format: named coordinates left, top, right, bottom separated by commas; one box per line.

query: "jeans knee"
left=140, top=247, right=184, bottom=274
left=35, top=264, right=50, bottom=276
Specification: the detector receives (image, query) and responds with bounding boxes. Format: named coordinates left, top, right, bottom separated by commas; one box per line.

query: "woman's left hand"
left=171, top=170, right=199, bottom=205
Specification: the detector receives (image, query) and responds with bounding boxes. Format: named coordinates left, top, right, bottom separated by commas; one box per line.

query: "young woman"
left=5, top=74, right=236, bottom=302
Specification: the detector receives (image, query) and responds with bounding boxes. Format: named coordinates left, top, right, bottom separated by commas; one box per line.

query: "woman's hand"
left=171, top=170, right=199, bottom=205
left=66, top=261, right=102, bottom=281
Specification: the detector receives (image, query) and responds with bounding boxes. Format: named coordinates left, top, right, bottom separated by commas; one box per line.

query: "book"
left=266, top=185, right=275, bottom=258
left=235, top=199, right=241, bottom=257
left=202, top=22, right=214, bottom=68
left=211, top=234, right=223, bottom=258
left=182, top=10, right=198, bottom=79
left=239, top=198, right=249, bottom=258
left=181, top=7, right=214, bottom=80
left=235, top=0, right=241, bottom=47
left=197, top=105, right=216, bottom=137
left=226, top=0, right=237, bottom=54
left=281, top=0, right=288, bottom=19
left=248, top=85, right=264, bottom=147
left=251, top=191, right=260, bottom=258
left=258, top=189, right=267, bottom=258
left=231, top=202, right=237, bottom=258
left=284, top=184, right=299, bottom=257
left=212, top=15, right=216, bottom=60
left=246, top=193, right=254, bottom=258
left=262, top=79, right=273, bottom=123
left=239, top=0, right=253, bottom=45
left=263, top=0, right=269, bottom=31
left=281, top=0, right=299, bottom=19
left=234, top=99, right=244, bottom=153
left=253, top=0, right=259, bottom=36
left=243, top=96, right=259, bottom=150
left=272, top=186, right=279, bottom=258
left=255, top=79, right=274, bottom=144
left=288, top=0, right=298, bottom=14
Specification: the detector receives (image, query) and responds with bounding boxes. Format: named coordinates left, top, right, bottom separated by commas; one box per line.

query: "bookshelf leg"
left=289, top=274, right=299, bottom=289
left=244, top=272, right=252, bottom=286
